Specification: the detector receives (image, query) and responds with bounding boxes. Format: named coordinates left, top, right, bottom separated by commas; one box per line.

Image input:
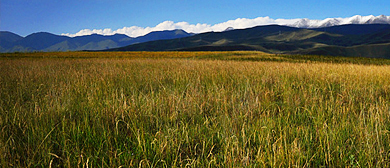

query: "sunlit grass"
left=1, top=51, right=390, bottom=167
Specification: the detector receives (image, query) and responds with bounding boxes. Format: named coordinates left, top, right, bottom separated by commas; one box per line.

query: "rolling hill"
left=108, top=24, right=390, bottom=58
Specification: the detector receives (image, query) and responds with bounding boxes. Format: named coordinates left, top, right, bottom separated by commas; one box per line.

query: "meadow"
left=1, top=51, right=390, bottom=167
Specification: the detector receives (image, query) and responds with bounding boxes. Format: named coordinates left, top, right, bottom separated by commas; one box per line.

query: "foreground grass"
left=1, top=52, right=390, bottom=167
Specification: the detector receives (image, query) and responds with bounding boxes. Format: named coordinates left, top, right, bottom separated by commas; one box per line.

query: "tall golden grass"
left=1, top=51, right=390, bottom=167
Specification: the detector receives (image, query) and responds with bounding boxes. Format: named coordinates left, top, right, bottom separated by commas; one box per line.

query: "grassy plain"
left=1, top=51, right=390, bottom=167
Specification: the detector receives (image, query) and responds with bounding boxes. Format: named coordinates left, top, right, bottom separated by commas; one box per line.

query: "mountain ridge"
left=287, top=15, right=390, bottom=28
left=0, top=29, right=193, bottom=52
left=107, top=24, right=390, bottom=58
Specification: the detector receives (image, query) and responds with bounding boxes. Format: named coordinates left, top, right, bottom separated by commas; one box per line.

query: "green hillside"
left=109, top=24, right=390, bottom=58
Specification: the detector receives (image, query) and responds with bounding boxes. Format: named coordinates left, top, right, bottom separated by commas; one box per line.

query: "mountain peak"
left=0, top=31, right=23, bottom=42
left=173, top=29, right=190, bottom=35
left=224, top=27, right=235, bottom=32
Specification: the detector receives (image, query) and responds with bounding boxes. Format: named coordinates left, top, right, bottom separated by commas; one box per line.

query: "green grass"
left=1, top=51, right=390, bottom=167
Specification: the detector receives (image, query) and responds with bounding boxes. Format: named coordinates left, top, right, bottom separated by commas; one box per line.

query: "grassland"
left=1, top=51, right=390, bottom=167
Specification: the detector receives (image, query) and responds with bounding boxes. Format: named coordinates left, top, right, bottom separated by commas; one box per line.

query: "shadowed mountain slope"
left=108, top=24, right=390, bottom=58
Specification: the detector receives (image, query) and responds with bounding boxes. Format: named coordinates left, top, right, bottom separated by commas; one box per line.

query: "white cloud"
left=62, top=16, right=297, bottom=37
left=61, top=15, right=390, bottom=37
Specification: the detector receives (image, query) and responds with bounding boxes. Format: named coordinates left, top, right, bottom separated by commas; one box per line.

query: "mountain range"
left=1, top=15, right=390, bottom=58
left=0, top=29, right=193, bottom=52
left=287, top=15, right=390, bottom=28
left=108, top=24, right=390, bottom=58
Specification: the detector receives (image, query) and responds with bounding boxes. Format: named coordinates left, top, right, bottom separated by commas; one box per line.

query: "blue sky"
left=1, top=0, right=389, bottom=37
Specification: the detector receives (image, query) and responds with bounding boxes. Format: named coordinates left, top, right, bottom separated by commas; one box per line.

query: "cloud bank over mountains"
left=62, top=15, right=390, bottom=38
left=61, top=17, right=297, bottom=37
